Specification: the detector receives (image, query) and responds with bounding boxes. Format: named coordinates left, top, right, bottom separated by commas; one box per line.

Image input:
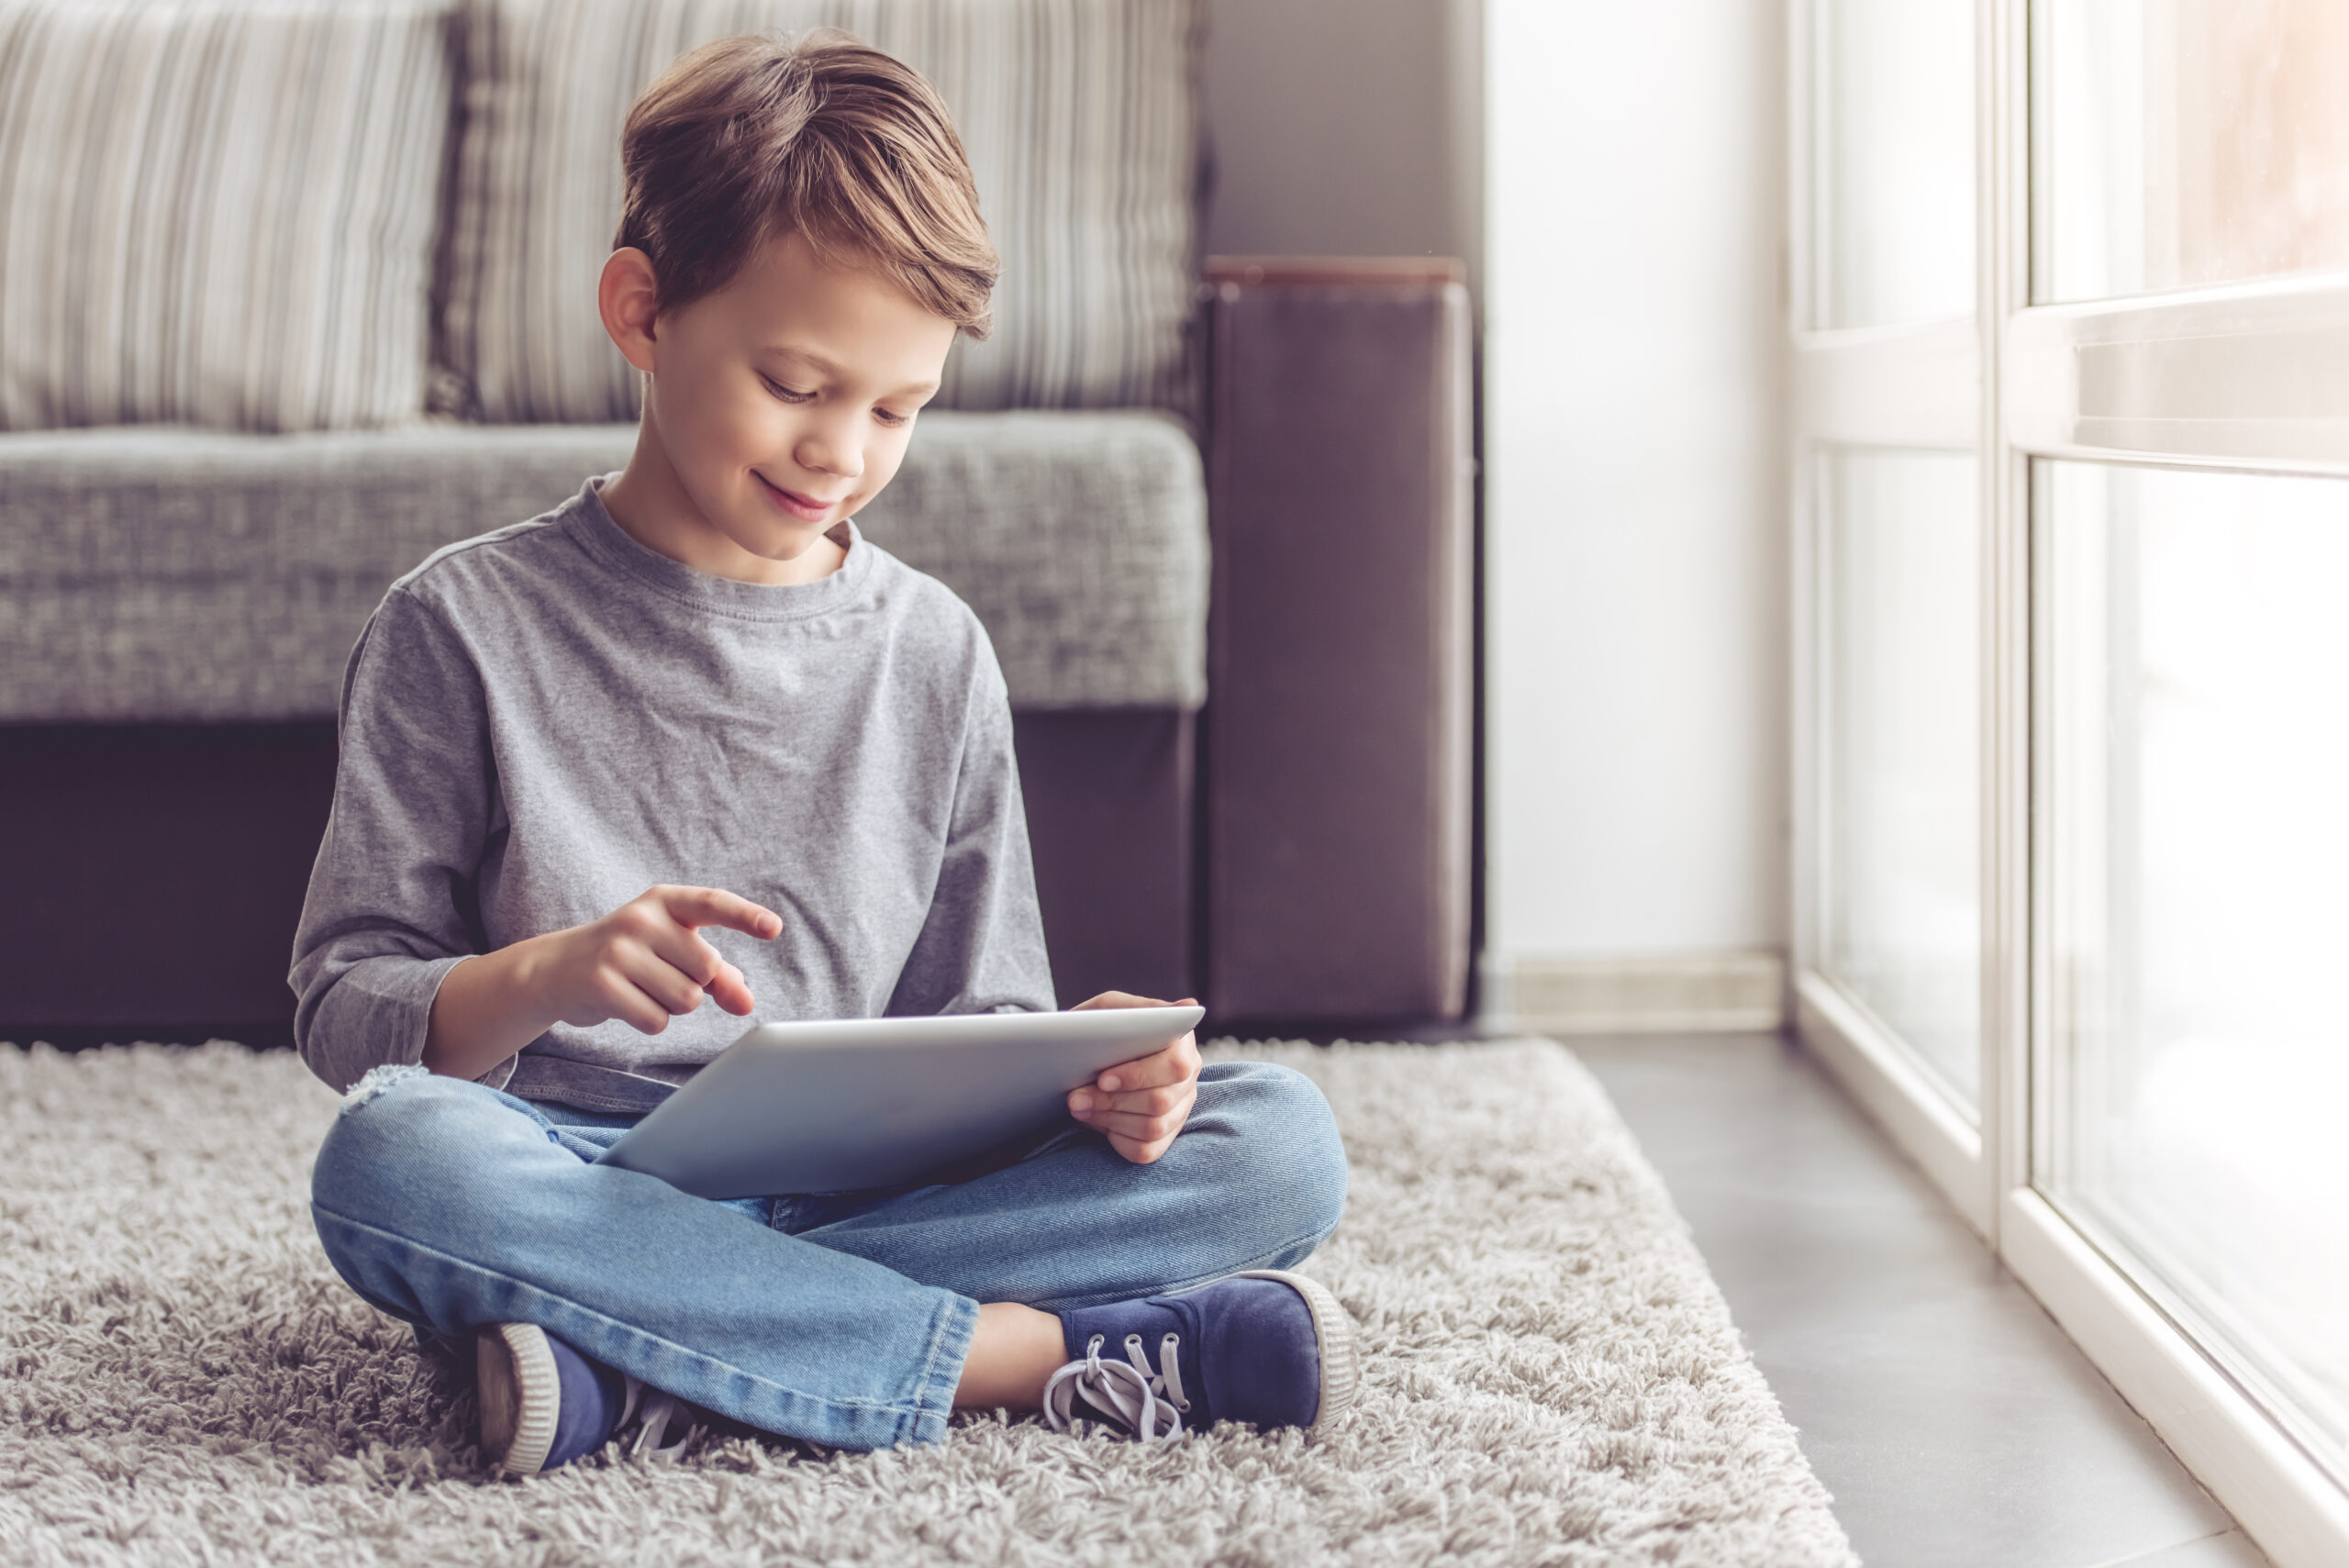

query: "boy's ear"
left=599, top=248, right=662, bottom=372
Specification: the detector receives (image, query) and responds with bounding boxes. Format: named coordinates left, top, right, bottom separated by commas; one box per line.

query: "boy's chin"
left=721, top=514, right=830, bottom=564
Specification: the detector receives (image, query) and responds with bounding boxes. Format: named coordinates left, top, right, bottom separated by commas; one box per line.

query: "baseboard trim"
left=1483, top=951, right=1787, bottom=1035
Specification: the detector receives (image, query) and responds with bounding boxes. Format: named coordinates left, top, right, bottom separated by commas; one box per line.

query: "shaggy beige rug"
left=0, top=1039, right=1855, bottom=1567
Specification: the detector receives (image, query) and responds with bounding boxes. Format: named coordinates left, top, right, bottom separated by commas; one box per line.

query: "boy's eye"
left=762, top=376, right=814, bottom=403
left=873, top=407, right=911, bottom=428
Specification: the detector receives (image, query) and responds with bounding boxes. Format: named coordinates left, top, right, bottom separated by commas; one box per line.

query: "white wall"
left=1197, top=0, right=1789, bottom=1021
left=1484, top=0, right=1787, bottom=1002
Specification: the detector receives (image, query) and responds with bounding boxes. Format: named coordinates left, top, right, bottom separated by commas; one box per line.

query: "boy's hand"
left=527, top=884, right=782, bottom=1034
left=1065, top=992, right=1201, bottom=1164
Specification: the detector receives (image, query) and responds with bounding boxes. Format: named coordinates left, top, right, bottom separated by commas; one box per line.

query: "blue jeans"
left=308, top=1060, right=1347, bottom=1450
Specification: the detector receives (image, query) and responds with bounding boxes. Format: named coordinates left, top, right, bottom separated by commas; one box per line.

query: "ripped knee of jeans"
left=341, top=1062, right=431, bottom=1110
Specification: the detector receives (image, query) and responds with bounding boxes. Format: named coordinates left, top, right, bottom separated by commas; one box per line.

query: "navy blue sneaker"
left=1046, top=1271, right=1359, bottom=1441
left=474, top=1323, right=697, bottom=1475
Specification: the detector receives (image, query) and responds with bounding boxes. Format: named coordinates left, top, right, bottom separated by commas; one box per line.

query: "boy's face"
left=604, top=231, right=959, bottom=576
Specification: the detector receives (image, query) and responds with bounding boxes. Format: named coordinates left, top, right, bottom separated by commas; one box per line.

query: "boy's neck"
left=600, top=425, right=848, bottom=588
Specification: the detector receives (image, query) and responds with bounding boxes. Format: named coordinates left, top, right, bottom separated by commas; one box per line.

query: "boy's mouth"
left=754, top=471, right=840, bottom=523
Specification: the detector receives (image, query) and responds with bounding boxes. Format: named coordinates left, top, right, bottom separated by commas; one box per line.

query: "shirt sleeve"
left=885, top=652, right=1057, bottom=1018
left=288, top=586, right=497, bottom=1091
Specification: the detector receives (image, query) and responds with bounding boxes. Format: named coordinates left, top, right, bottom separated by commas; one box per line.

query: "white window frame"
left=1787, top=3, right=2349, bottom=1563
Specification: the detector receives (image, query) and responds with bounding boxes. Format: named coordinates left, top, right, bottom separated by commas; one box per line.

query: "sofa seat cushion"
left=0, top=410, right=1205, bottom=722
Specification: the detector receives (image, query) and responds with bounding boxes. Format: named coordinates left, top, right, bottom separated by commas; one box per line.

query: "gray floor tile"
left=1572, top=1033, right=2259, bottom=1568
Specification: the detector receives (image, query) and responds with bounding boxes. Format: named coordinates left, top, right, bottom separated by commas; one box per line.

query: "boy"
left=291, top=33, right=1354, bottom=1473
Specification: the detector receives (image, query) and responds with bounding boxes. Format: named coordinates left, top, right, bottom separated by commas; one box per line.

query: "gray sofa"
left=0, top=415, right=1205, bottom=725
left=0, top=409, right=1208, bottom=1021
left=0, top=0, right=1472, bottom=1042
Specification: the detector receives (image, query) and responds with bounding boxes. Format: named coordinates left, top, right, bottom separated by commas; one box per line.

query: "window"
left=2036, top=0, right=2349, bottom=302
left=1820, top=448, right=1980, bottom=1110
left=1790, top=0, right=1989, bottom=1220
left=1813, top=0, right=1976, bottom=328
left=1793, top=1, right=2349, bottom=1560
left=2041, top=460, right=2349, bottom=1484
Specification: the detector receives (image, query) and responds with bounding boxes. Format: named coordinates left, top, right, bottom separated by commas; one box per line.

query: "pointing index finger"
left=662, top=885, right=782, bottom=940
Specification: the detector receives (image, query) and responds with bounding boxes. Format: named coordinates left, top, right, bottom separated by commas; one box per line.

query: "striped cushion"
left=440, top=0, right=1199, bottom=421
left=0, top=0, right=455, bottom=432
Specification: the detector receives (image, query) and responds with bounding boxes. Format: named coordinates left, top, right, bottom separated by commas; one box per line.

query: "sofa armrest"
left=1203, top=257, right=1475, bottom=1023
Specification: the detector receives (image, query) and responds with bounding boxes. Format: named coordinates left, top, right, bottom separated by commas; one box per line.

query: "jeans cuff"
left=904, top=1292, right=981, bottom=1445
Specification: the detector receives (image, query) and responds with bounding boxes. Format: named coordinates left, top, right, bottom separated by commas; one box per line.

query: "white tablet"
left=594, top=1006, right=1204, bottom=1199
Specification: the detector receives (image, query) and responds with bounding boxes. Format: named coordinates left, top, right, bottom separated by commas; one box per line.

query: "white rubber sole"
left=476, top=1322, right=560, bottom=1477
left=1233, top=1269, right=1362, bottom=1430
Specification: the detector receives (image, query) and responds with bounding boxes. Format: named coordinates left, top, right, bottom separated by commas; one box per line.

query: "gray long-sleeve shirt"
left=290, top=477, right=1054, bottom=1110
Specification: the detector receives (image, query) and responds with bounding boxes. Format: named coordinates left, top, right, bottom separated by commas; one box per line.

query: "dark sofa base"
left=1005, top=708, right=1194, bottom=1008
left=0, top=711, right=1192, bottom=1046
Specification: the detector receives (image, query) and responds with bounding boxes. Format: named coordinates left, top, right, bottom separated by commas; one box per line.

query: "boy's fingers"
left=1071, top=1073, right=1197, bottom=1135
left=1105, top=1131, right=1171, bottom=1165
left=1074, top=1106, right=1189, bottom=1142
left=709, top=962, right=755, bottom=1016
left=618, top=949, right=704, bottom=1017
left=612, top=932, right=711, bottom=1015
left=637, top=921, right=757, bottom=1014
left=1070, top=990, right=1166, bottom=1012
left=659, top=885, right=783, bottom=940
left=595, top=968, right=675, bottom=1034
left=641, top=924, right=727, bottom=987
left=1074, top=1082, right=1187, bottom=1116
left=1096, top=1032, right=1199, bottom=1094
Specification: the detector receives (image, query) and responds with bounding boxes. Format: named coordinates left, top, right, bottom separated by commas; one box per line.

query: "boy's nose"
left=794, top=431, right=863, bottom=482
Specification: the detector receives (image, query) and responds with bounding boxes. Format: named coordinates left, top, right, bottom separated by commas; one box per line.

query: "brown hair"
left=616, top=32, right=997, bottom=337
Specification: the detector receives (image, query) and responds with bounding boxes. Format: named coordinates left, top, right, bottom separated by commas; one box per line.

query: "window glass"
left=2042, top=460, right=2349, bottom=1473
left=2037, top=0, right=2349, bottom=302
left=1822, top=449, right=1980, bottom=1112
left=1814, top=0, right=1976, bottom=328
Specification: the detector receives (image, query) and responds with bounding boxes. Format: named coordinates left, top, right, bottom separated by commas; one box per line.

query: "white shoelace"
left=617, top=1374, right=699, bottom=1462
left=1041, top=1331, right=1191, bottom=1442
